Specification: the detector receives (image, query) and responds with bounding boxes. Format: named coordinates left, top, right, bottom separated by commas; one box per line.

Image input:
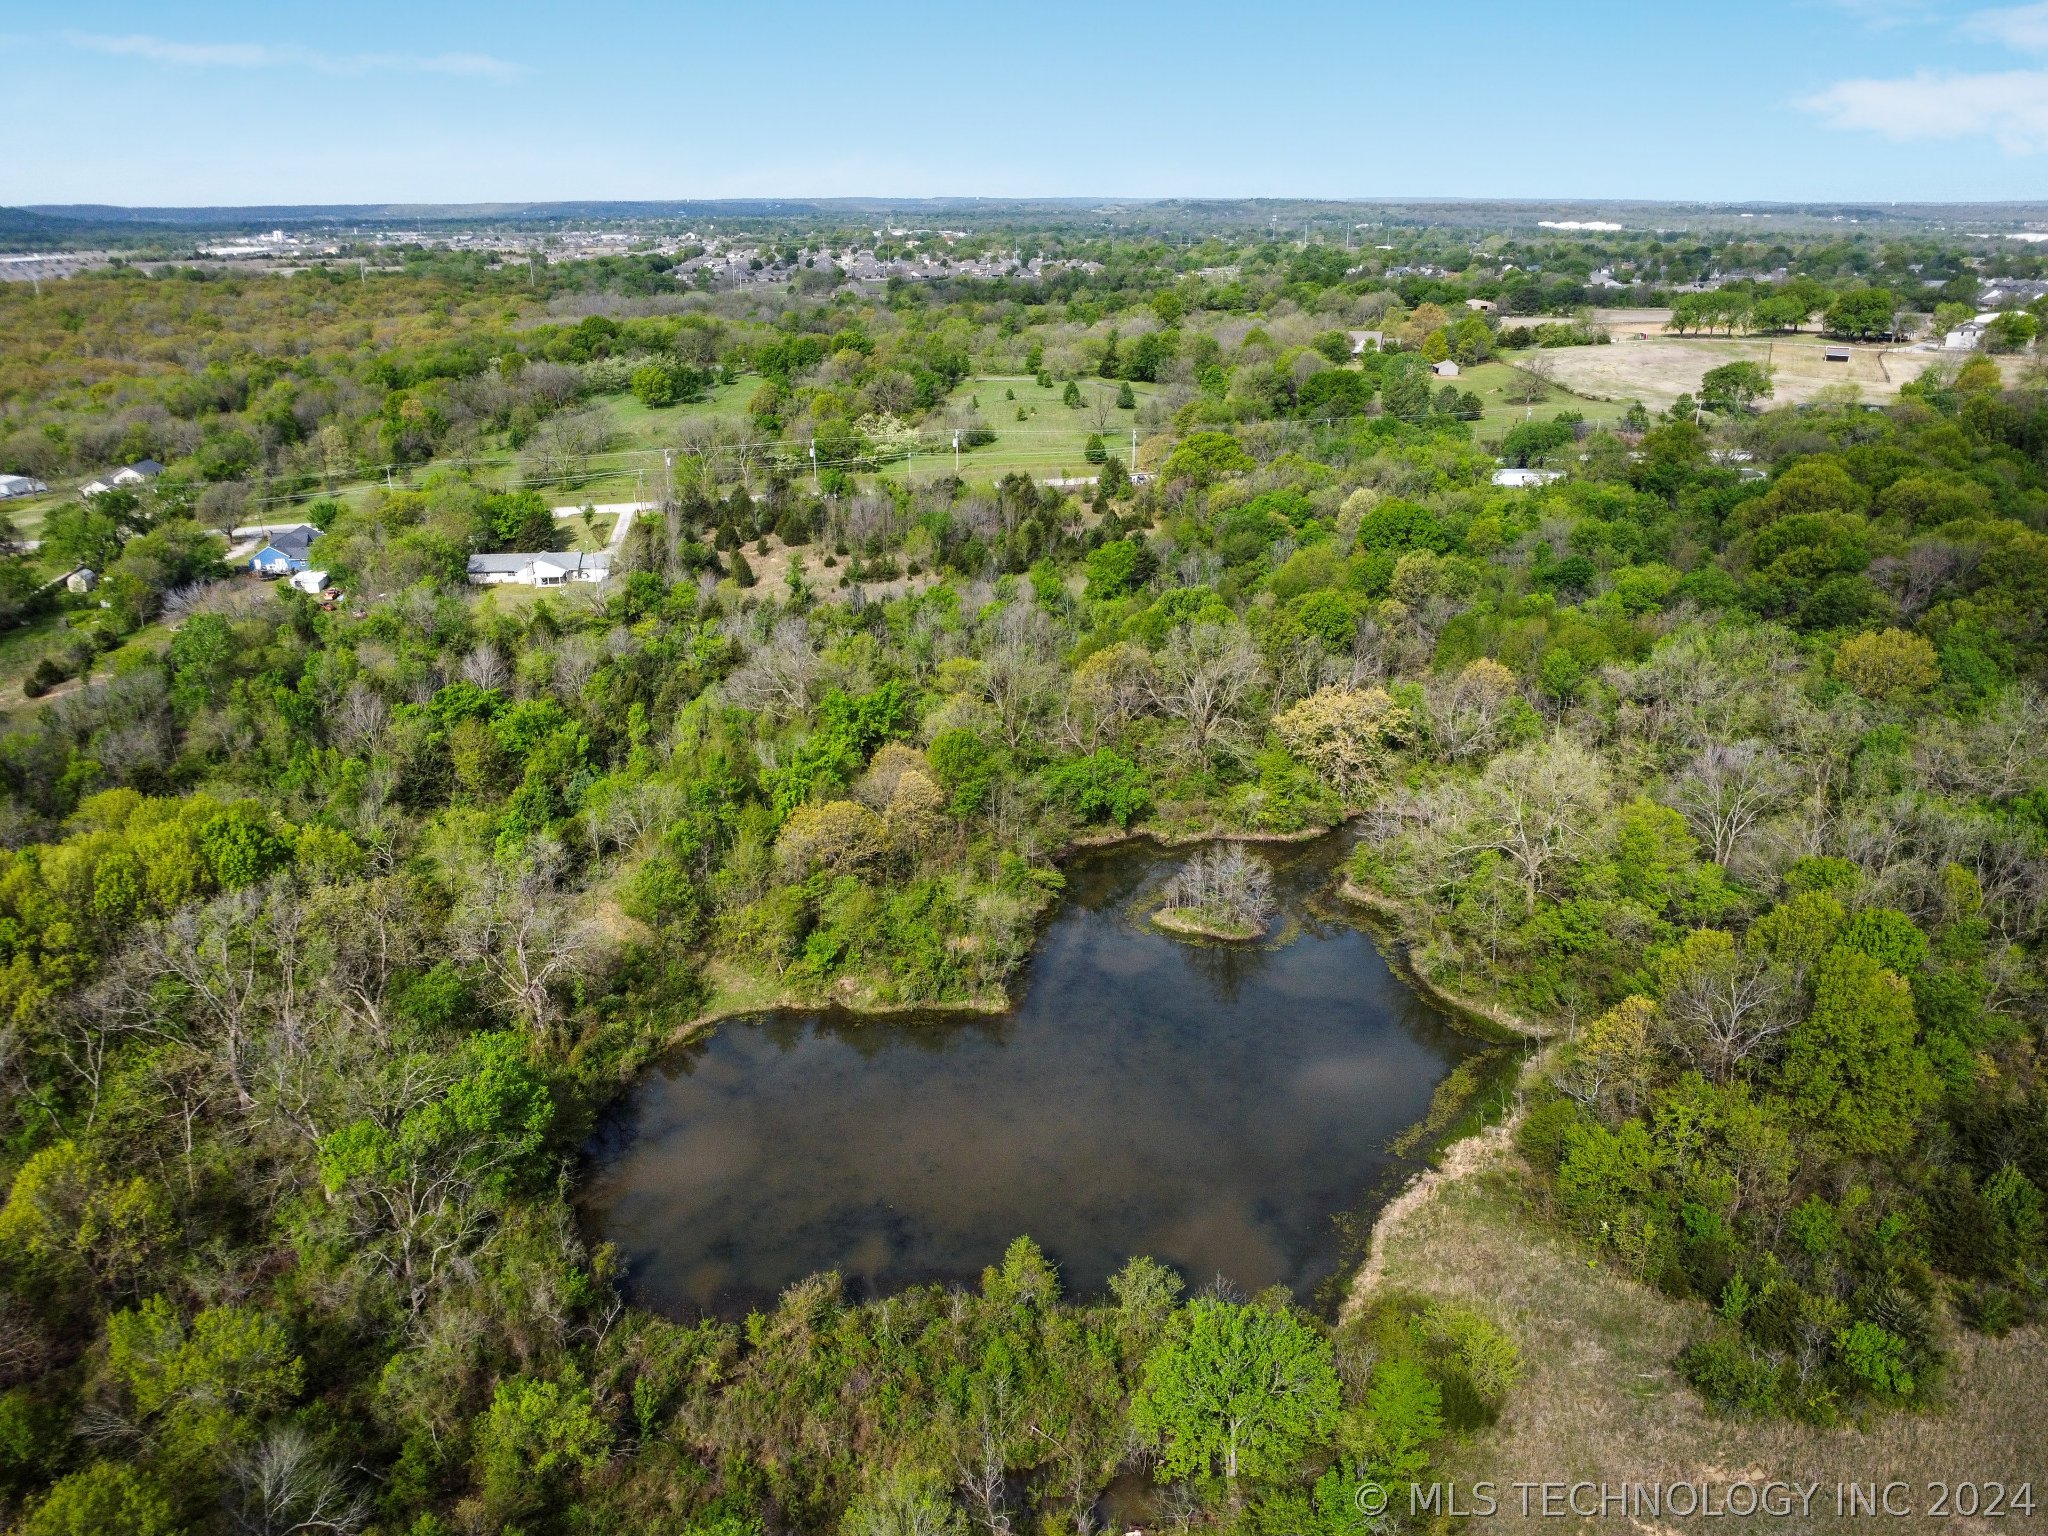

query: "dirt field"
left=1537, top=336, right=1959, bottom=412
left=1362, top=1131, right=2046, bottom=1534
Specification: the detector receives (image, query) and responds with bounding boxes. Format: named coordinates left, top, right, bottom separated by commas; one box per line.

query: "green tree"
left=1833, top=628, right=1938, bottom=702
left=1043, top=749, right=1150, bottom=827
left=40, top=500, right=134, bottom=571
left=475, top=1372, right=612, bottom=1508
left=1133, top=1299, right=1341, bottom=1487
left=1985, top=310, right=2038, bottom=352
left=485, top=489, right=558, bottom=550
left=1084, top=537, right=1154, bottom=599
left=19, top=1463, right=182, bottom=1536
left=1700, top=361, right=1773, bottom=412
left=1161, top=431, right=1254, bottom=486
left=1824, top=287, right=1897, bottom=340
left=1776, top=947, right=1936, bottom=1157
left=928, top=727, right=997, bottom=816
left=198, top=803, right=290, bottom=889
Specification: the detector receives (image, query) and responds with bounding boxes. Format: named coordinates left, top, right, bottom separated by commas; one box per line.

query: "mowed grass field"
left=1447, top=359, right=1633, bottom=437
left=1362, top=1127, right=2045, bottom=1535
left=879, top=374, right=1167, bottom=481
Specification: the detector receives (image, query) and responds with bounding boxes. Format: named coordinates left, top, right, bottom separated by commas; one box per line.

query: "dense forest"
left=0, top=228, right=2043, bottom=1534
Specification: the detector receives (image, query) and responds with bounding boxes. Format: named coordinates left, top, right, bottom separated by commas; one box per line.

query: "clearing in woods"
left=1359, top=1130, right=2044, bottom=1535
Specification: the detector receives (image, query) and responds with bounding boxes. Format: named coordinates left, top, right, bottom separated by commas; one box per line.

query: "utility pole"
left=809, top=439, right=819, bottom=492
left=952, top=430, right=960, bottom=475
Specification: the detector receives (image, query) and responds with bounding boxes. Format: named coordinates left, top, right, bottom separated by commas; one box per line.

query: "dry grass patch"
left=1364, top=1138, right=2045, bottom=1533
left=1535, top=339, right=1960, bottom=412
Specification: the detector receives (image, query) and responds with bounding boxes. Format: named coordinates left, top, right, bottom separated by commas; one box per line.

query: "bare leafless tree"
left=584, top=779, right=685, bottom=854
left=1503, top=354, right=1555, bottom=404
left=451, top=844, right=605, bottom=1043
left=1160, top=844, right=1275, bottom=934
left=1657, top=945, right=1791, bottom=1083
left=229, top=1426, right=368, bottom=1536
left=458, top=645, right=510, bottom=692
left=723, top=617, right=824, bottom=722
left=978, top=601, right=1063, bottom=750
left=333, top=680, right=390, bottom=755
left=1433, top=736, right=1612, bottom=912
left=1149, top=622, right=1265, bottom=760
left=1669, top=740, right=1796, bottom=871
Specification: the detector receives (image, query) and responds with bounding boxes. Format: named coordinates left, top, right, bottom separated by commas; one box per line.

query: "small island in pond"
left=1152, top=843, right=1275, bottom=941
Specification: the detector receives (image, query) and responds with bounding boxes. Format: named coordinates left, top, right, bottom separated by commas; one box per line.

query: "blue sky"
left=4, top=0, right=2048, bottom=205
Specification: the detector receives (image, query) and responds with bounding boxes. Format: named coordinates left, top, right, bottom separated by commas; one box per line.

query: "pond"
left=583, top=832, right=1485, bottom=1318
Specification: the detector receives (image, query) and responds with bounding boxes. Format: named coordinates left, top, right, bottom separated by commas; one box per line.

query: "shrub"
left=22, top=657, right=65, bottom=698
left=1679, top=1330, right=1780, bottom=1416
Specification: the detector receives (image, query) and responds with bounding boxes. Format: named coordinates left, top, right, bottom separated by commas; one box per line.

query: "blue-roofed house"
left=250, top=524, right=322, bottom=576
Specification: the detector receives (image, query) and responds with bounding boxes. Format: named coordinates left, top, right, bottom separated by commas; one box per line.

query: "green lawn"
left=5, top=494, right=59, bottom=539
left=878, top=374, right=1164, bottom=482
left=1450, top=358, right=1632, bottom=438
left=35, top=360, right=1621, bottom=537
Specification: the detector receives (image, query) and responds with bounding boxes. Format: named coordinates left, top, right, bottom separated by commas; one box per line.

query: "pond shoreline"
left=592, top=824, right=1489, bottom=1317
left=1150, top=906, right=1263, bottom=941
left=1329, top=871, right=1558, bottom=1321
left=668, top=817, right=1358, bottom=1046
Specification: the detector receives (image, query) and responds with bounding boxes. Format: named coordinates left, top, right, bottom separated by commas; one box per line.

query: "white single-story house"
left=1464, top=298, right=1498, bottom=312
left=0, top=474, right=48, bottom=500
left=79, top=460, right=164, bottom=499
left=1491, top=467, right=1564, bottom=488
left=1347, top=329, right=1384, bottom=355
left=1943, top=310, right=2017, bottom=351
left=1428, top=359, right=1461, bottom=377
left=288, top=569, right=330, bottom=594
left=251, top=524, right=322, bottom=575
left=466, top=549, right=613, bottom=587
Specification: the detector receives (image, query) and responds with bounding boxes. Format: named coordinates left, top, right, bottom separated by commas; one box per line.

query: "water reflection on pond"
left=584, top=833, right=1478, bottom=1317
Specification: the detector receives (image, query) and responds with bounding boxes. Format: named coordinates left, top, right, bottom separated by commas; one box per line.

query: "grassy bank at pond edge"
left=1332, top=873, right=2045, bottom=1534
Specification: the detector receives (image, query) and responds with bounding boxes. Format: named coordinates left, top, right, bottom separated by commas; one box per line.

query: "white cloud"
left=1798, top=67, right=2048, bottom=151
left=1964, top=1, right=2048, bottom=49
left=62, top=31, right=524, bottom=80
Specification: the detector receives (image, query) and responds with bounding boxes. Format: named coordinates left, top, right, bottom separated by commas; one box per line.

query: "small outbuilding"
left=288, top=568, right=330, bottom=594
left=64, top=567, right=97, bottom=594
left=0, top=474, right=48, bottom=500
left=1823, top=346, right=1852, bottom=363
left=1464, top=297, right=1498, bottom=312
left=1428, top=359, right=1461, bottom=377
left=1491, top=467, right=1564, bottom=488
